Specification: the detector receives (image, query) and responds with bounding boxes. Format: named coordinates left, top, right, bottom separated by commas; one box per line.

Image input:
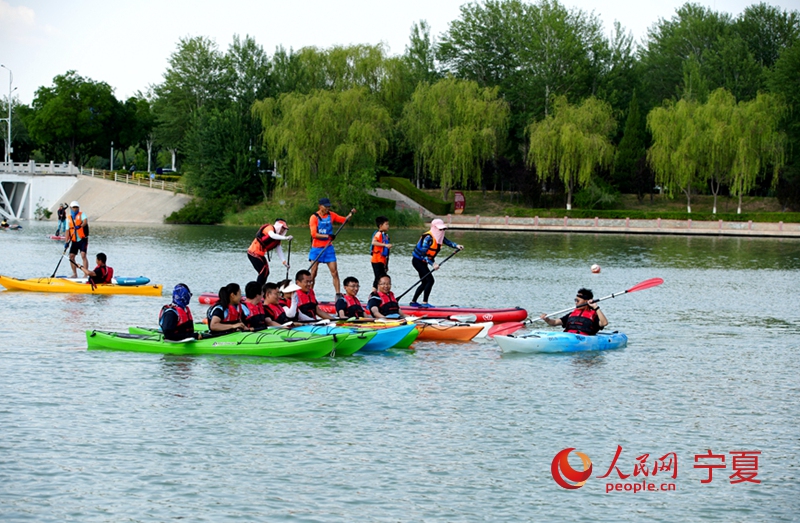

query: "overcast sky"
left=1, top=0, right=796, bottom=105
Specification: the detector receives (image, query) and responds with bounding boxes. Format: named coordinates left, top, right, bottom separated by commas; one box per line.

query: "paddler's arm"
left=590, top=301, right=608, bottom=329
left=540, top=314, right=564, bottom=327
left=315, top=305, right=335, bottom=320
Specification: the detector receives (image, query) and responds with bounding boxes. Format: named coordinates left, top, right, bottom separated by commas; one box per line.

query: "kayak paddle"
left=308, top=209, right=355, bottom=271
left=396, top=248, right=461, bottom=301
left=51, top=241, right=71, bottom=278
left=285, top=239, right=292, bottom=280
left=528, top=277, right=665, bottom=324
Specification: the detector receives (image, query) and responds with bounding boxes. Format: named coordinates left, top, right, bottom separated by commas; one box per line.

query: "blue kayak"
left=494, top=331, right=628, bottom=353
left=295, top=323, right=416, bottom=351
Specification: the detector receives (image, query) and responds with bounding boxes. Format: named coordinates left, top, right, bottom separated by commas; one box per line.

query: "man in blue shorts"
left=308, top=198, right=355, bottom=298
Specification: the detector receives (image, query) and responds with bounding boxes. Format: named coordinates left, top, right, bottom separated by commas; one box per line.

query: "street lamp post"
left=0, top=65, right=12, bottom=165
left=111, top=141, right=114, bottom=171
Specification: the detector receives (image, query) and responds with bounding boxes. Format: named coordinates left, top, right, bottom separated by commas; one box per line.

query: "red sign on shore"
left=454, top=191, right=465, bottom=214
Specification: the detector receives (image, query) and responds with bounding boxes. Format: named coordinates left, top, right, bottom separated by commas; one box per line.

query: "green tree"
left=769, top=40, right=800, bottom=210
left=252, top=87, right=391, bottom=208
left=695, top=88, right=737, bottom=213
left=27, top=70, right=118, bottom=165
left=735, top=3, right=800, bottom=69
left=612, top=89, right=646, bottom=194
left=647, top=97, right=701, bottom=212
left=527, top=95, right=615, bottom=210
left=152, top=36, right=228, bottom=162
left=437, top=0, right=609, bottom=149
left=400, top=77, right=509, bottom=200
left=730, top=92, right=786, bottom=214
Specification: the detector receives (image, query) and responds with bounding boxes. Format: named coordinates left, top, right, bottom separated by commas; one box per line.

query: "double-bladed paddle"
left=527, top=277, right=665, bottom=324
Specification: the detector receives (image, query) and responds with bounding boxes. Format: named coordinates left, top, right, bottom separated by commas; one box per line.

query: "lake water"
left=1, top=221, right=799, bottom=522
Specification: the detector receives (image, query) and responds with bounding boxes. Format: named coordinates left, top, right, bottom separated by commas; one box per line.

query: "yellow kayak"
left=0, top=275, right=163, bottom=296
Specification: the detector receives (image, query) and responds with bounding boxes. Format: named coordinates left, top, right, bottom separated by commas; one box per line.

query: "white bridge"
left=0, top=161, right=80, bottom=220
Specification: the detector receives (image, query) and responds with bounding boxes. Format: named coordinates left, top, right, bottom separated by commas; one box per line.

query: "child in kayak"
left=539, top=288, right=608, bottom=335
left=240, top=281, right=268, bottom=330
left=78, top=252, right=114, bottom=285
left=370, top=216, right=392, bottom=293
left=159, top=283, right=202, bottom=341
left=336, top=276, right=365, bottom=318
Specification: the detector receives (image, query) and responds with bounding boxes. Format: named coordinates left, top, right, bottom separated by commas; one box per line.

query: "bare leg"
left=327, top=261, right=340, bottom=295
left=80, top=251, right=89, bottom=273
left=69, top=253, right=78, bottom=278
left=309, top=261, right=319, bottom=289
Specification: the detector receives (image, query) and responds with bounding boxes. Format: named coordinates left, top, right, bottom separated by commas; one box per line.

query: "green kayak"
left=128, top=324, right=376, bottom=357
left=87, top=330, right=335, bottom=358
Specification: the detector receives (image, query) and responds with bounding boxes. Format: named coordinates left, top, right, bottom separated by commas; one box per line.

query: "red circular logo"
left=551, top=448, right=593, bottom=489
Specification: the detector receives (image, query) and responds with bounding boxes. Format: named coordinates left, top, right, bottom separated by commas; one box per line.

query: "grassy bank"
left=222, top=189, right=424, bottom=228
left=419, top=190, right=798, bottom=222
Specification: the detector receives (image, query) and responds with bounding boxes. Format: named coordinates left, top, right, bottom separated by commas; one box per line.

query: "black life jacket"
left=565, top=308, right=599, bottom=335
left=338, top=294, right=364, bottom=318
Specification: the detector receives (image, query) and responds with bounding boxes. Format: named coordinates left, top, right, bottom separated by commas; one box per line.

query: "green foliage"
left=613, top=90, right=647, bottom=192
left=380, top=177, right=454, bottom=215
left=500, top=207, right=800, bottom=223
left=573, top=178, right=620, bottom=210
left=27, top=71, right=119, bottom=164
left=253, top=87, right=391, bottom=208
left=166, top=197, right=234, bottom=224
left=400, top=78, right=509, bottom=199
left=527, top=95, right=616, bottom=210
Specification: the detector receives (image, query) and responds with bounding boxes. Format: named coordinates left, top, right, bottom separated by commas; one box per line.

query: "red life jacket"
left=159, top=304, right=194, bottom=339
left=88, top=265, right=114, bottom=285
left=338, top=294, right=364, bottom=318
left=264, top=303, right=289, bottom=324
left=248, top=224, right=281, bottom=257
left=565, top=308, right=599, bottom=335
left=374, top=291, right=399, bottom=316
left=241, top=301, right=266, bottom=329
left=295, top=288, right=318, bottom=319
left=206, top=304, right=241, bottom=324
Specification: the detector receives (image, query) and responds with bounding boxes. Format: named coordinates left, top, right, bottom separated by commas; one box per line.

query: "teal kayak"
left=87, top=330, right=335, bottom=358
left=494, top=331, right=628, bottom=354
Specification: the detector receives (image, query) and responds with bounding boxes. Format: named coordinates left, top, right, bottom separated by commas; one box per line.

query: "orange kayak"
left=415, top=322, right=485, bottom=341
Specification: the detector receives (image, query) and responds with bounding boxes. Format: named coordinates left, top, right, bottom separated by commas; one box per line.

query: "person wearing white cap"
left=409, top=218, right=463, bottom=307
left=247, top=219, right=293, bottom=286
left=66, top=201, right=90, bottom=278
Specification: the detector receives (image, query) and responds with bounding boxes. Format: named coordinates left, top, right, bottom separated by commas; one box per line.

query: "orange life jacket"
left=248, top=224, right=281, bottom=257
left=67, top=212, right=87, bottom=242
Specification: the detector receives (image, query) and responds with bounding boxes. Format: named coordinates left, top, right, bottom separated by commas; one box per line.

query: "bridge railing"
left=80, top=168, right=190, bottom=194
left=1, top=160, right=80, bottom=174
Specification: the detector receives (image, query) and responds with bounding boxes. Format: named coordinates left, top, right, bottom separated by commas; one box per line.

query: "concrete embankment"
left=54, top=176, right=191, bottom=223
left=441, top=214, right=800, bottom=238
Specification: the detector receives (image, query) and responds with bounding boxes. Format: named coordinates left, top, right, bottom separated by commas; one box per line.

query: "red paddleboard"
left=49, top=235, right=66, bottom=241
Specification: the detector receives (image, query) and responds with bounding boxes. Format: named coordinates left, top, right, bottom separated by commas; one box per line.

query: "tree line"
left=3, top=0, right=799, bottom=214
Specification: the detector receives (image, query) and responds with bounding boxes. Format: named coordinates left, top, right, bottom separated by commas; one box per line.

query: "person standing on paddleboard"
left=55, top=203, right=67, bottom=236
left=308, top=198, right=355, bottom=299
left=540, top=288, right=608, bottom=335
left=370, top=216, right=392, bottom=293
left=247, top=219, right=292, bottom=286
left=66, top=201, right=90, bottom=278
left=410, top=218, right=463, bottom=308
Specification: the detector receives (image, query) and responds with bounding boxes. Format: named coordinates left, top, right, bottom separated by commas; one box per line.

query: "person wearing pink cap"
left=409, top=218, right=463, bottom=307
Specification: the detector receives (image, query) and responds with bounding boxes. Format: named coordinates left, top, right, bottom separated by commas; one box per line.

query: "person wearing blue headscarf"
left=159, top=283, right=201, bottom=340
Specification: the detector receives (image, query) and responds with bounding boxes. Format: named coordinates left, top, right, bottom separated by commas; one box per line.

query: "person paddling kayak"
left=159, top=283, right=202, bottom=340
left=295, top=269, right=335, bottom=321
left=263, top=282, right=295, bottom=326
left=240, top=281, right=268, bottom=330
left=78, top=252, right=114, bottom=285
left=247, top=219, right=292, bottom=286
left=539, top=288, right=608, bottom=335
left=410, top=218, right=463, bottom=308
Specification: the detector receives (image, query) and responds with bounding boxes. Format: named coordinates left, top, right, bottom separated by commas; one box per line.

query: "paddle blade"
left=487, top=322, right=525, bottom=338
left=450, top=314, right=478, bottom=323
left=626, top=278, right=664, bottom=294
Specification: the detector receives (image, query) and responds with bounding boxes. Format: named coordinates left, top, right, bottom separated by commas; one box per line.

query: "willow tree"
left=252, top=87, right=391, bottom=207
left=696, top=88, right=737, bottom=214
left=526, top=96, right=615, bottom=210
left=730, top=92, right=786, bottom=214
left=647, top=98, right=701, bottom=212
left=400, top=77, right=509, bottom=199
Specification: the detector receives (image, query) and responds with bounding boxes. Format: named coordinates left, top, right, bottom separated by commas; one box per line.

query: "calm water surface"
left=1, top=221, right=799, bottom=522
